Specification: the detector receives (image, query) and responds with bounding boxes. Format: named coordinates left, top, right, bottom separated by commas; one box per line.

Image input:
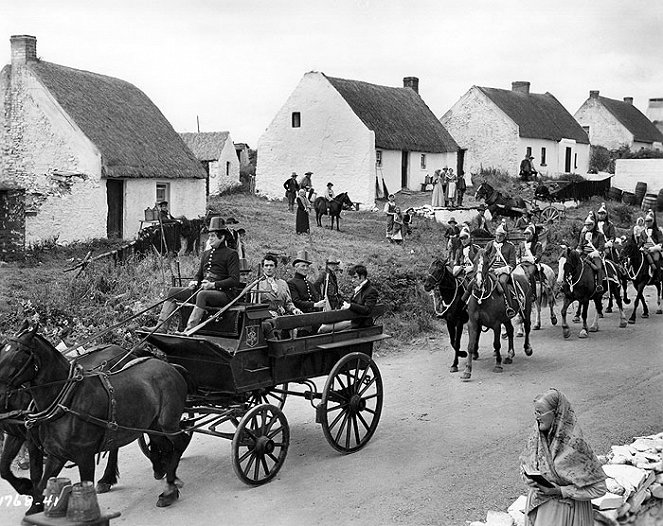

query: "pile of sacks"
left=469, top=432, right=663, bottom=526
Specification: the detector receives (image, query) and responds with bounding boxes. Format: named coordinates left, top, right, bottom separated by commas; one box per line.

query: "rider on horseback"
left=576, top=212, right=606, bottom=294
left=484, top=224, right=518, bottom=317
left=452, top=227, right=479, bottom=280
left=517, top=224, right=543, bottom=293
left=325, top=182, right=335, bottom=215
left=637, top=209, right=663, bottom=279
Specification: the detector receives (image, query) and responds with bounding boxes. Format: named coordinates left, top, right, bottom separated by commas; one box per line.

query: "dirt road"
left=3, top=301, right=662, bottom=526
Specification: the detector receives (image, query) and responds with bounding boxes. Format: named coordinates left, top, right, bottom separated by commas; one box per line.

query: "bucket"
left=634, top=181, right=647, bottom=205
left=44, top=477, right=72, bottom=517
left=622, top=191, right=635, bottom=205
left=657, top=188, right=663, bottom=212
left=608, top=187, right=623, bottom=202
left=642, top=194, right=657, bottom=212
left=66, top=481, right=101, bottom=522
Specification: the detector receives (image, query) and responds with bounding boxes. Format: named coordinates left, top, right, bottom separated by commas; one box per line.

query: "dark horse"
left=462, top=249, right=533, bottom=381
left=620, top=236, right=663, bottom=323
left=0, top=322, right=191, bottom=514
left=474, top=182, right=527, bottom=221
left=314, top=192, right=353, bottom=230
left=423, top=258, right=469, bottom=373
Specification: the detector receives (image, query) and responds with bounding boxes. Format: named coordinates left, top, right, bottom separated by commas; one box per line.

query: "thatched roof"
left=597, top=96, right=663, bottom=144
left=326, top=75, right=458, bottom=153
left=478, top=86, right=590, bottom=144
left=30, top=61, right=206, bottom=179
left=180, top=132, right=230, bottom=161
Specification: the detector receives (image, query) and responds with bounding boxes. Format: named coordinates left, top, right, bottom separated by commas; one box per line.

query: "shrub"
left=589, top=145, right=611, bottom=173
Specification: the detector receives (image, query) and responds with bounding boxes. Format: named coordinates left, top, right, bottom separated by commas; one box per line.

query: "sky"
left=2, top=0, right=663, bottom=147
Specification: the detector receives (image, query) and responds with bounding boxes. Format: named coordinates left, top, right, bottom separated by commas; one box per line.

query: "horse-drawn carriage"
left=137, top=301, right=389, bottom=485
left=475, top=181, right=565, bottom=225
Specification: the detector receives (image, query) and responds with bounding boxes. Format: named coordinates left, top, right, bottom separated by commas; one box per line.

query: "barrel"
left=634, top=181, right=647, bottom=206
left=608, top=187, right=623, bottom=202
left=657, top=188, right=663, bottom=212
left=622, top=191, right=635, bottom=205
left=642, top=193, right=657, bottom=212
left=66, top=481, right=100, bottom=522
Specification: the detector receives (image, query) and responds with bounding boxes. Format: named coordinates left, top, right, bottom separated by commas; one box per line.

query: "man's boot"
left=497, top=280, right=516, bottom=318
left=184, top=306, right=206, bottom=333
left=595, top=262, right=605, bottom=294
left=141, top=301, right=176, bottom=332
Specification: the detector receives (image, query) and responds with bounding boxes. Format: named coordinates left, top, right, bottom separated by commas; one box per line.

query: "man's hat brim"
left=293, top=258, right=312, bottom=265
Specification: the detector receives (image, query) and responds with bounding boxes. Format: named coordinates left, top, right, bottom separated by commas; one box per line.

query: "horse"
left=512, top=263, right=558, bottom=332
left=314, top=192, right=354, bottom=230
left=461, top=249, right=533, bottom=381
left=474, top=182, right=527, bottom=222
left=620, top=237, right=663, bottom=323
left=0, top=322, right=192, bottom=514
left=423, top=258, right=470, bottom=373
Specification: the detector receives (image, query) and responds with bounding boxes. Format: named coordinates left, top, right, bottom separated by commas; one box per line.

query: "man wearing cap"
left=287, top=250, right=326, bottom=313
left=519, top=154, right=537, bottom=182
left=637, top=210, right=663, bottom=278
left=314, top=257, right=343, bottom=310
left=484, top=223, right=518, bottom=317
left=324, top=182, right=335, bottom=215
left=158, top=201, right=174, bottom=223
left=452, top=227, right=479, bottom=279
left=576, top=212, right=606, bottom=293
left=283, top=172, right=299, bottom=212
left=470, top=205, right=491, bottom=235
left=142, top=217, right=240, bottom=333
left=445, top=217, right=461, bottom=261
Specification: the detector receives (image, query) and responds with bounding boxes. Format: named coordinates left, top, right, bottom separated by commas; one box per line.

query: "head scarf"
left=520, top=389, right=605, bottom=513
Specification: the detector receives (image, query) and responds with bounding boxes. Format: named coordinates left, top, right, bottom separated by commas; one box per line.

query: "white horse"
left=507, top=263, right=558, bottom=337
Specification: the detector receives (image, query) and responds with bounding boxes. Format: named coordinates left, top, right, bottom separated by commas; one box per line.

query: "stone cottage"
left=234, top=142, right=252, bottom=171
left=441, top=81, right=590, bottom=178
left=180, top=131, right=241, bottom=195
left=574, top=91, right=663, bottom=151
left=0, top=35, right=206, bottom=244
left=256, top=72, right=459, bottom=207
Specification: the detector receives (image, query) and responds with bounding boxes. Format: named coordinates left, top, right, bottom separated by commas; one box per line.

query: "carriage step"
left=314, top=334, right=391, bottom=350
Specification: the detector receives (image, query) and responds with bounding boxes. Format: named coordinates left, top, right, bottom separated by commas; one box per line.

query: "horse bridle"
left=1, top=338, right=39, bottom=389
left=427, top=262, right=459, bottom=317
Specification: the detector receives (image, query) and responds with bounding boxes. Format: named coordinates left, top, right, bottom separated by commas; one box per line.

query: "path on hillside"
left=3, top=298, right=662, bottom=526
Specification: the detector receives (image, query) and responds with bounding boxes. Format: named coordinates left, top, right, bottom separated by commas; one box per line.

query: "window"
left=291, top=112, right=301, bottom=128
left=540, top=147, right=547, bottom=166
left=156, top=183, right=170, bottom=205
left=376, top=150, right=382, bottom=167
left=226, top=162, right=231, bottom=176
left=420, top=154, right=427, bottom=169
left=526, top=146, right=532, bottom=158
left=574, top=153, right=578, bottom=170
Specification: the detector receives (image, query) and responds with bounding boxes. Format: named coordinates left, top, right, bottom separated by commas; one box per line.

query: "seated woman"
left=318, top=264, right=378, bottom=333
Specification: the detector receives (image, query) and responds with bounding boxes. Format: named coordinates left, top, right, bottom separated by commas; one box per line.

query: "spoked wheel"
left=320, top=352, right=383, bottom=454
left=248, top=383, right=288, bottom=410
left=540, top=206, right=560, bottom=224
left=232, top=403, right=290, bottom=485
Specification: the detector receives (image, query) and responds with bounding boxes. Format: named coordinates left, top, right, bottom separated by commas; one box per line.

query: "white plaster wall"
left=208, top=133, right=241, bottom=194
left=441, top=87, right=519, bottom=176
left=574, top=100, right=634, bottom=150
left=378, top=149, right=402, bottom=196
left=613, top=159, right=663, bottom=194
left=516, top=138, right=588, bottom=176
left=123, top=178, right=206, bottom=238
left=256, top=72, right=375, bottom=207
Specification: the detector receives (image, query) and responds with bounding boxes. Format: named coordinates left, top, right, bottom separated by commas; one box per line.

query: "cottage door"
left=401, top=151, right=409, bottom=188
left=106, top=179, right=124, bottom=239
left=564, top=147, right=572, bottom=173
left=457, top=148, right=466, bottom=176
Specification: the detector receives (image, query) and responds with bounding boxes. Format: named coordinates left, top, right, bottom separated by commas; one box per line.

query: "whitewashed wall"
left=257, top=72, right=377, bottom=208
left=574, top=100, right=633, bottom=150
left=613, top=159, right=663, bottom=194
left=208, top=133, right=241, bottom=194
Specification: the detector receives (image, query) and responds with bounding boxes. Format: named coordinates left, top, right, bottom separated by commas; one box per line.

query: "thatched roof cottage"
left=256, top=72, right=459, bottom=208
left=180, top=131, right=241, bottom=195
left=0, top=35, right=206, bottom=244
left=441, top=82, right=590, bottom=178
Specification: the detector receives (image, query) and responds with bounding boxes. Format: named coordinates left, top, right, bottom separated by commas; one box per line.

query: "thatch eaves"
left=30, top=61, right=206, bottom=179
left=478, top=86, right=590, bottom=144
left=180, top=132, right=230, bottom=161
left=598, top=96, right=663, bottom=144
left=326, top=75, right=458, bottom=153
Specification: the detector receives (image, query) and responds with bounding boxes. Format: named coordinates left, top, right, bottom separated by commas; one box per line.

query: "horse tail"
left=170, top=363, right=197, bottom=395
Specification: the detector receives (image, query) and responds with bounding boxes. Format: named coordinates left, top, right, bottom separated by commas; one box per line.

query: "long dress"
left=295, top=196, right=310, bottom=234
left=445, top=174, right=457, bottom=203
left=384, top=201, right=397, bottom=238
left=431, top=175, right=445, bottom=207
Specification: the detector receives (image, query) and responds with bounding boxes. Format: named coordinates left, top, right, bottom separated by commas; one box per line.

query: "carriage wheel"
left=232, top=404, right=290, bottom=485
left=320, top=352, right=383, bottom=454
left=248, top=383, right=288, bottom=410
left=540, top=206, right=560, bottom=224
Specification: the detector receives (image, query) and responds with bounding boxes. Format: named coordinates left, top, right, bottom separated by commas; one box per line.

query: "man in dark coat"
left=519, top=154, right=537, bottom=181
left=470, top=204, right=491, bottom=235
left=287, top=250, right=326, bottom=313
left=484, top=224, right=518, bottom=317
left=283, top=172, right=299, bottom=212
left=313, top=257, right=343, bottom=310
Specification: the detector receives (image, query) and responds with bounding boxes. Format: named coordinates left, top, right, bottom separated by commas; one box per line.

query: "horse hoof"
left=472, top=352, right=479, bottom=360
left=156, top=489, right=180, bottom=508
left=624, top=298, right=631, bottom=305
left=524, top=346, right=533, bottom=356
left=563, top=328, right=571, bottom=339
left=598, top=313, right=604, bottom=319
left=579, top=330, right=588, bottom=339
left=501, top=332, right=508, bottom=340
left=516, top=331, right=524, bottom=338
left=642, top=313, right=649, bottom=319
left=503, top=356, right=512, bottom=365
left=572, top=317, right=580, bottom=324
left=460, top=373, right=472, bottom=382
left=628, top=319, right=635, bottom=325
left=493, top=365, right=504, bottom=373
left=533, top=323, right=541, bottom=330
left=457, top=350, right=468, bottom=358
left=657, top=309, right=663, bottom=314
left=589, top=325, right=598, bottom=333
left=154, top=470, right=166, bottom=480
left=619, top=321, right=628, bottom=328
left=551, top=316, right=558, bottom=326
left=605, top=307, right=613, bottom=313
left=96, top=482, right=112, bottom=494
left=450, top=366, right=459, bottom=373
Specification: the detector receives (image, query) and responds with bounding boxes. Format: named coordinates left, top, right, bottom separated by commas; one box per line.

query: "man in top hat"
left=637, top=209, right=663, bottom=278
left=470, top=204, right=491, bottom=235
left=324, top=182, right=335, bottom=214
left=519, top=153, right=537, bottom=182
left=283, top=172, right=300, bottom=212
left=287, top=250, right=326, bottom=314
left=576, top=212, right=606, bottom=293
left=484, top=223, right=518, bottom=317
left=314, top=256, right=343, bottom=310
left=142, top=216, right=240, bottom=333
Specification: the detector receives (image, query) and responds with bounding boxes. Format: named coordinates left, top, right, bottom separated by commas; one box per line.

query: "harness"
left=427, top=264, right=461, bottom=318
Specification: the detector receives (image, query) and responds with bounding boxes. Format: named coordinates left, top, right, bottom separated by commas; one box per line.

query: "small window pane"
left=420, top=154, right=426, bottom=169
left=376, top=150, right=382, bottom=167
left=292, top=112, right=301, bottom=128
left=541, top=147, right=546, bottom=165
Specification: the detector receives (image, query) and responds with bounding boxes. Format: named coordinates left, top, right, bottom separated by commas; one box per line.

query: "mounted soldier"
left=637, top=209, right=663, bottom=279
left=452, top=227, right=479, bottom=282
left=517, top=224, right=543, bottom=293
left=483, top=223, right=518, bottom=317
left=575, top=212, right=606, bottom=293
left=596, top=202, right=617, bottom=259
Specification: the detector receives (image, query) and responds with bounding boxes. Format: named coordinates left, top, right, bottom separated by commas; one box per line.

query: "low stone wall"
left=0, top=187, right=25, bottom=261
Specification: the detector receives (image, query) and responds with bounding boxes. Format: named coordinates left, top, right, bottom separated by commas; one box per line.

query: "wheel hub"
left=349, top=394, right=366, bottom=414
left=253, top=436, right=275, bottom=455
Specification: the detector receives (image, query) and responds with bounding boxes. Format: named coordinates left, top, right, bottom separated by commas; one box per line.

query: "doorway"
left=106, top=179, right=124, bottom=239
left=457, top=148, right=466, bottom=176
left=564, top=147, right=572, bottom=173
left=401, top=151, right=409, bottom=188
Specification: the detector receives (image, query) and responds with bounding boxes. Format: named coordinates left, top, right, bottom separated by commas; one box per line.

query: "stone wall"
left=0, top=187, right=25, bottom=261
left=575, top=97, right=635, bottom=150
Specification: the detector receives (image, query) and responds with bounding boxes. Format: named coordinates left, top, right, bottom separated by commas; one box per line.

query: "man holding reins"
left=483, top=223, right=518, bottom=317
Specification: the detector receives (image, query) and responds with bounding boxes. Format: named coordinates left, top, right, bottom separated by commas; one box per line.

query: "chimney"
left=403, top=77, right=419, bottom=94
left=623, top=97, right=633, bottom=104
left=10, top=35, right=37, bottom=65
left=589, top=90, right=600, bottom=99
left=511, top=81, right=530, bottom=94
left=647, top=98, right=663, bottom=124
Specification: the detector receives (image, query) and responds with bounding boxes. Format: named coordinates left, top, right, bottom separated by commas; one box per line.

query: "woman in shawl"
left=431, top=169, right=445, bottom=207
left=519, top=388, right=606, bottom=526
left=295, top=188, right=311, bottom=235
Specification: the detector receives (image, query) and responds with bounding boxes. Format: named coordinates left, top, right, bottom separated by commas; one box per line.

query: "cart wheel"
left=540, top=206, right=560, bottom=224
left=320, top=352, right=383, bottom=454
left=248, top=383, right=288, bottom=410
left=232, top=403, right=290, bottom=485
